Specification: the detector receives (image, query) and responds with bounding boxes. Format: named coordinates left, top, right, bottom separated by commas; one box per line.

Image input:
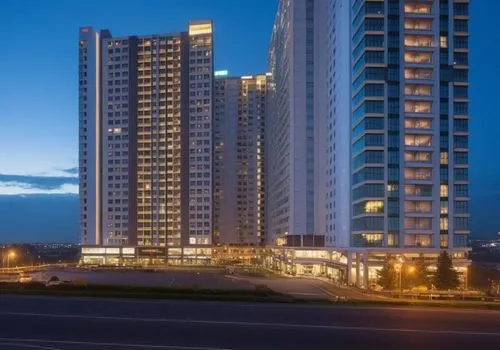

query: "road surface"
left=0, top=295, right=499, bottom=349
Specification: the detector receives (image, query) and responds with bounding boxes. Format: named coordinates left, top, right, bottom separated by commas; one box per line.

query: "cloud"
left=61, top=167, right=79, bottom=175
left=0, top=174, right=79, bottom=195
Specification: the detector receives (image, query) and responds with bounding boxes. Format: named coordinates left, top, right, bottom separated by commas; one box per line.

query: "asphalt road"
left=242, top=276, right=376, bottom=300
left=0, top=295, right=499, bottom=350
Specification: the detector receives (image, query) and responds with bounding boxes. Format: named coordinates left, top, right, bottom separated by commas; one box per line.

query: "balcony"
left=404, top=3, right=432, bottom=15
left=404, top=119, right=432, bottom=130
left=404, top=35, right=434, bottom=48
left=404, top=168, right=432, bottom=182
left=404, top=51, right=433, bottom=64
left=404, top=68, right=433, bottom=80
left=404, top=134, right=432, bottom=147
left=405, top=101, right=432, bottom=114
left=404, top=19, right=433, bottom=31
left=405, top=84, right=433, bottom=97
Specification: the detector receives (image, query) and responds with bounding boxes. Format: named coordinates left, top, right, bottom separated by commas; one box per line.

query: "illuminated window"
left=440, top=218, right=448, bottom=230
left=404, top=167, right=431, bottom=180
left=405, top=101, right=432, bottom=113
left=404, top=51, right=432, bottom=64
left=405, top=151, right=431, bottom=163
left=405, top=118, right=431, bottom=129
left=405, top=35, right=433, bottom=47
left=404, top=200, right=432, bottom=213
left=405, top=184, right=432, bottom=196
left=440, top=235, right=448, bottom=248
left=404, top=68, right=433, bottom=80
left=404, top=134, right=432, bottom=147
left=387, top=184, right=398, bottom=192
left=404, top=3, right=431, bottom=14
left=440, top=184, right=448, bottom=197
left=404, top=84, right=432, bottom=96
left=365, top=201, right=384, bottom=213
left=404, top=217, right=431, bottom=229
left=440, top=201, right=448, bottom=214
left=440, top=36, right=448, bottom=48
left=404, top=19, right=432, bottom=30
left=440, top=152, right=448, bottom=165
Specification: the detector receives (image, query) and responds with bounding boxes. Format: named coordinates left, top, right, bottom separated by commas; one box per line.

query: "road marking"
left=2, top=312, right=500, bottom=337
left=288, top=292, right=324, bottom=296
left=0, top=342, right=61, bottom=350
left=0, top=338, right=229, bottom=350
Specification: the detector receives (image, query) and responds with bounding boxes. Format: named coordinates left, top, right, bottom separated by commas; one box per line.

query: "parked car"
left=18, top=274, right=32, bottom=284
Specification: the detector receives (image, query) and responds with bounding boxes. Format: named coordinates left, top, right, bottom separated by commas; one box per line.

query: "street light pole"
left=399, top=266, right=402, bottom=294
left=7, top=251, right=15, bottom=269
left=464, top=267, right=468, bottom=290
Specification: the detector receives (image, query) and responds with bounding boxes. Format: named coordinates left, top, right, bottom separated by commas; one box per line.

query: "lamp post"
left=464, top=266, right=468, bottom=290
left=7, top=251, right=15, bottom=268
left=395, top=261, right=415, bottom=295
left=395, top=263, right=402, bottom=295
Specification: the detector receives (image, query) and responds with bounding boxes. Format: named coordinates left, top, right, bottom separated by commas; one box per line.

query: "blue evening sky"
left=0, top=0, right=277, bottom=177
left=0, top=0, right=499, bottom=242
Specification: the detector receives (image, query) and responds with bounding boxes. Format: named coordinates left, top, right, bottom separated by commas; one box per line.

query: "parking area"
left=20, top=267, right=380, bottom=301
left=27, top=267, right=255, bottom=290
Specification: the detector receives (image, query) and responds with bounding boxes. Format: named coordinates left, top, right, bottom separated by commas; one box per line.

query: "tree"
left=413, top=253, right=431, bottom=288
left=377, top=256, right=398, bottom=290
left=434, top=251, right=460, bottom=290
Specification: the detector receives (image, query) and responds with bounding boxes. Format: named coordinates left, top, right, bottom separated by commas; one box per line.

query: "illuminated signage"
left=122, top=247, right=135, bottom=255
left=82, top=247, right=105, bottom=254
left=214, top=70, right=228, bottom=77
left=189, top=23, right=212, bottom=36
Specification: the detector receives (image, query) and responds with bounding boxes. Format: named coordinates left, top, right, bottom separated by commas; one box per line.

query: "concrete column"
left=363, top=252, right=369, bottom=289
left=347, top=252, right=353, bottom=285
left=355, top=252, right=360, bottom=287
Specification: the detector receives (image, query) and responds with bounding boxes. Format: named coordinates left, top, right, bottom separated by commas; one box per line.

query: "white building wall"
left=79, top=27, right=101, bottom=245
left=325, top=0, right=351, bottom=248
left=101, top=37, right=131, bottom=246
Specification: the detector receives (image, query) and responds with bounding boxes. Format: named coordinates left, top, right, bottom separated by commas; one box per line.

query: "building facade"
left=79, top=21, right=214, bottom=258
left=338, top=0, right=470, bottom=251
left=214, top=72, right=268, bottom=245
left=268, top=0, right=470, bottom=286
left=266, top=0, right=329, bottom=244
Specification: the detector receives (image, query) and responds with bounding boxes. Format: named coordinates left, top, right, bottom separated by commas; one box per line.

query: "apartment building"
left=268, top=0, right=470, bottom=286
left=214, top=72, right=268, bottom=245
left=266, top=0, right=329, bottom=244
left=79, top=21, right=214, bottom=262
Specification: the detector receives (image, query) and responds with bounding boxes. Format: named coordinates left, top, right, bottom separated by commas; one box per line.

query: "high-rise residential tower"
left=266, top=0, right=329, bottom=244
left=323, top=0, right=470, bottom=252
left=268, top=0, right=470, bottom=284
left=214, top=72, right=268, bottom=245
left=78, top=21, right=214, bottom=253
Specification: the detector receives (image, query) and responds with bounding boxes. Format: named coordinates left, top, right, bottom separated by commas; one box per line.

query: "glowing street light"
left=464, top=266, right=468, bottom=290
left=394, top=262, right=403, bottom=294
left=394, top=260, right=415, bottom=294
left=7, top=251, right=16, bottom=268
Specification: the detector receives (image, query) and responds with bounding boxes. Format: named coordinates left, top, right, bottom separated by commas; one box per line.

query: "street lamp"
left=395, top=262, right=415, bottom=295
left=464, top=266, right=468, bottom=290
left=394, top=262, right=402, bottom=294
left=7, top=251, right=16, bottom=268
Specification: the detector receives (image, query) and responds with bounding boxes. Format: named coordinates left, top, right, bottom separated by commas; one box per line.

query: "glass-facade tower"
left=351, top=0, right=470, bottom=249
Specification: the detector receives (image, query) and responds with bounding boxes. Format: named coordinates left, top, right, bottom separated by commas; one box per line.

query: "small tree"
left=434, top=251, right=459, bottom=290
left=414, top=253, right=431, bottom=288
left=377, top=256, right=398, bottom=290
